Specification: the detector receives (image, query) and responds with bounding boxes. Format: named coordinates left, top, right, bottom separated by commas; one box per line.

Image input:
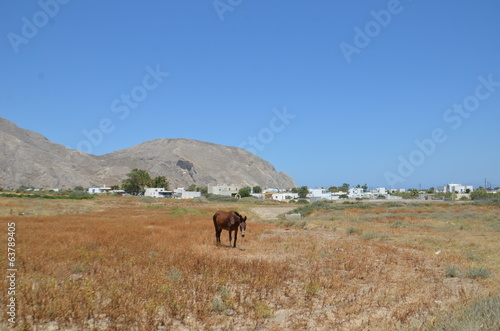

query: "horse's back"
left=213, top=210, right=236, bottom=230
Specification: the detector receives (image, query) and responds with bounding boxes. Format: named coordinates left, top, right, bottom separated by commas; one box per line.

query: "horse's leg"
left=216, top=228, right=222, bottom=245
left=233, top=228, right=238, bottom=248
left=228, top=229, right=232, bottom=247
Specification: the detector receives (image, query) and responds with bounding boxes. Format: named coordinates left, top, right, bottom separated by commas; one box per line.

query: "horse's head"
left=239, top=215, right=247, bottom=237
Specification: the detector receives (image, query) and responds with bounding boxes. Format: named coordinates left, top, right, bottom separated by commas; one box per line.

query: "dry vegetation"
left=0, top=196, right=499, bottom=330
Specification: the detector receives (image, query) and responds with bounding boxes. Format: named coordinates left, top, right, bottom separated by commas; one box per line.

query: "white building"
left=271, top=193, right=299, bottom=201
left=442, top=183, right=474, bottom=193
left=88, top=186, right=111, bottom=194
left=174, top=188, right=201, bottom=199
left=308, top=188, right=340, bottom=201
left=207, top=184, right=241, bottom=196
left=348, top=187, right=365, bottom=198
left=144, top=188, right=171, bottom=198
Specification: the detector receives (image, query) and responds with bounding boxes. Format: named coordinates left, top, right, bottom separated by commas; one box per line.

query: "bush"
left=445, top=266, right=459, bottom=278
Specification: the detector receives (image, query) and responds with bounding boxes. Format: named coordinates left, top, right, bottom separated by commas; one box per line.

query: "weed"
left=422, top=295, right=500, bottom=330
left=305, top=281, right=322, bottom=298
left=445, top=266, right=459, bottom=278
left=464, top=267, right=490, bottom=279
left=211, top=298, right=226, bottom=313
left=140, top=196, right=157, bottom=203
left=346, top=227, right=361, bottom=235
left=72, top=263, right=86, bottom=273
left=166, top=267, right=183, bottom=282
left=170, top=207, right=208, bottom=215
left=254, top=301, right=274, bottom=319
left=390, top=220, right=406, bottom=228
left=464, top=251, right=482, bottom=262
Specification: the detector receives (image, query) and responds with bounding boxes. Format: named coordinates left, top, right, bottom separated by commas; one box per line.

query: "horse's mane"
left=233, top=211, right=242, bottom=219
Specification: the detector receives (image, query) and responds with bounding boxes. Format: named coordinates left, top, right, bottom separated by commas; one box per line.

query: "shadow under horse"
left=213, top=211, right=247, bottom=248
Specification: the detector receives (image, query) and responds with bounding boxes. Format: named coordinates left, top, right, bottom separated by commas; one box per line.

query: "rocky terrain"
left=0, top=117, right=296, bottom=190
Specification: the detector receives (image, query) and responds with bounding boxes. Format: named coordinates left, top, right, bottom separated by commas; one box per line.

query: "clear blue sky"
left=1, top=0, right=499, bottom=189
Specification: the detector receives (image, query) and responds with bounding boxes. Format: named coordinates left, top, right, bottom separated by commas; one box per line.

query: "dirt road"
left=251, top=206, right=297, bottom=219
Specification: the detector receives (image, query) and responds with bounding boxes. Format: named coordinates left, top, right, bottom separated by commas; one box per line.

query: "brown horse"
left=213, top=211, right=247, bottom=247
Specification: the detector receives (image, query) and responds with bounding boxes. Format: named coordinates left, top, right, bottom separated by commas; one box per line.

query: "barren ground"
left=0, top=196, right=498, bottom=330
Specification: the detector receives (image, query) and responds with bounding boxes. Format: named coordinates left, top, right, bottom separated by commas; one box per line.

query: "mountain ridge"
left=0, top=118, right=296, bottom=190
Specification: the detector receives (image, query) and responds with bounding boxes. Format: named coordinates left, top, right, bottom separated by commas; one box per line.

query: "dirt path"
left=251, top=206, right=297, bottom=219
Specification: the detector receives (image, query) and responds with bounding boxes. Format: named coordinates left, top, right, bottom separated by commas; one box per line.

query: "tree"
left=327, top=186, right=338, bottom=193
left=339, top=183, right=350, bottom=192
left=198, top=186, right=208, bottom=194
left=297, top=186, right=309, bottom=199
left=253, top=185, right=262, bottom=194
left=74, top=186, right=85, bottom=191
left=122, top=169, right=152, bottom=195
left=187, top=184, right=197, bottom=192
left=238, top=187, right=251, bottom=198
left=151, top=176, right=169, bottom=190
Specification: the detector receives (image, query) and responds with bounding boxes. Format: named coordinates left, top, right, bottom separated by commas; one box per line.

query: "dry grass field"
left=1, top=196, right=499, bottom=330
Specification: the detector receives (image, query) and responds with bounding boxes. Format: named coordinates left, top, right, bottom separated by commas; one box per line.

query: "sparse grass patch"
left=346, top=226, right=362, bottom=235
left=390, top=220, right=407, bottom=228
left=254, top=301, right=274, bottom=319
left=420, top=295, right=500, bottom=331
left=362, top=231, right=390, bottom=241
left=305, top=281, right=322, bottom=298
left=464, top=251, right=482, bottom=262
left=445, top=266, right=459, bottom=278
left=170, top=207, right=209, bottom=215
left=140, top=196, right=157, bottom=203
left=464, top=267, right=490, bottom=279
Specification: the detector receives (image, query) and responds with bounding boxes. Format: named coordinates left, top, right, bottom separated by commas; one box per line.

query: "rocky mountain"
left=0, top=118, right=296, bottom=190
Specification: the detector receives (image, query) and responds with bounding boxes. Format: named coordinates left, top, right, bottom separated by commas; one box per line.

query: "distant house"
left=271, top=193, right=299, bottom=201
left=308, top=189, right=339, bottom=201
left=174, top=188, right=201, bottom=199
left=438, top=183, right=474, bottom=193
left=144, top=188, right=172, bottom=198
left=88, top=187, right=112, bottom=194
left=207, top=184, right=241, bottom=197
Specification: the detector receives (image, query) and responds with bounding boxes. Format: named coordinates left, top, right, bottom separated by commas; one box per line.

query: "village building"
left=207, top=184, right=241, bottom=196
left=144, top=188, right=172, bottom=198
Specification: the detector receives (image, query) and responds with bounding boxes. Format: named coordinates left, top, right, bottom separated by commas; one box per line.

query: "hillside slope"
left=0, top=118, right=296, bottom=190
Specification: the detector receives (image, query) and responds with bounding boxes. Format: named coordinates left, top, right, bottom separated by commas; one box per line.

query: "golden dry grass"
left=0, top=197, right=498, bottom=330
